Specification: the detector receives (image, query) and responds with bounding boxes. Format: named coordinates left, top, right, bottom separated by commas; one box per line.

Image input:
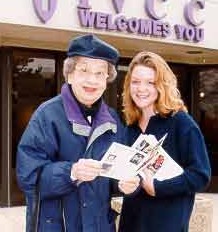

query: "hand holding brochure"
left=100, top=133, right=184, bottom=180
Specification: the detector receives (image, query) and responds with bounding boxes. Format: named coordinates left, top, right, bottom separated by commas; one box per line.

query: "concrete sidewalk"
left=0, top=193, right=217, bottom=232
left=0, top=206, right=25, bottom=231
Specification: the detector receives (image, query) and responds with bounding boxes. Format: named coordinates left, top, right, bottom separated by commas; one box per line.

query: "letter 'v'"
left=33, top=0, right=57, bottom=23
left=112, top=0, right=124, bottom=13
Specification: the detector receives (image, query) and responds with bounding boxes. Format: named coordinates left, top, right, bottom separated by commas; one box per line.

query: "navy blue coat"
left=119, top=112, right=211, bottom=232
left=16, top=84, right=125, bottom=232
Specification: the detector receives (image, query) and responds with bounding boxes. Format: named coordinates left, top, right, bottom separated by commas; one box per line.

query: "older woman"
left=16, top=34, right=139, bottom=232
left=119, top=51, right=211, bottom=232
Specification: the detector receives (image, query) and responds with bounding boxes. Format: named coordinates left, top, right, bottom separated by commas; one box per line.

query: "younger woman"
left=119, top=51, right=211, bottom=232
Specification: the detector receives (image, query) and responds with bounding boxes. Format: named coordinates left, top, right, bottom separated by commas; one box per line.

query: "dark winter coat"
left=119, top=112, right=211, bottom=232
left=16, top=84, right=125, bottom=232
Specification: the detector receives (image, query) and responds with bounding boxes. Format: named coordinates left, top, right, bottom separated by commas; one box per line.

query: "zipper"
left=61, top=200, right=67, bottom=232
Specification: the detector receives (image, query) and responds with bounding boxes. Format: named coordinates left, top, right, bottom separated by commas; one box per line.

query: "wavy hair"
left=123, top=51, right=187, bottom=125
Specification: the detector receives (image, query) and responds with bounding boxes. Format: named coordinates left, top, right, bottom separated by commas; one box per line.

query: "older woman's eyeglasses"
left=74, top=65, right=109, bottom=80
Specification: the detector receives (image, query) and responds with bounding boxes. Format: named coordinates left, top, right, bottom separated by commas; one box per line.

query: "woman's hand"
left=141, top=171, right=156, bottom=196
left=71, top=158, right=102, bottom=182
left=118, top=176, right=140, bottom=194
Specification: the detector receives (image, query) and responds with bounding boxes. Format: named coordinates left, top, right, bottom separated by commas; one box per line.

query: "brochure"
left=99, top=133, right=184, bottom=181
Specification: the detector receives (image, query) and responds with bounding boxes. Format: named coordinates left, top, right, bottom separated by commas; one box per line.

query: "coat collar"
left=61, top=84, right=117, bottom=140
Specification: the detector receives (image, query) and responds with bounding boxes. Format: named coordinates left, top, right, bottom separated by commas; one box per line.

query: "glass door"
left=197, top=68, right=218, bottom=192
left=11, top=50, right=57, bottom=205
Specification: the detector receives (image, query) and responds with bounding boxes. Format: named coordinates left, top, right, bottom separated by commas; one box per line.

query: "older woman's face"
left=67, top=57, right=108, bottom=107
left=130, top=65, right=158, bottom=112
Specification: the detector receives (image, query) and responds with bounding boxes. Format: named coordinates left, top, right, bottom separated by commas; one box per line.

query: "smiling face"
left=67, top=56, right=108, bottom=107
left=130, top=65, right=158, bottom=114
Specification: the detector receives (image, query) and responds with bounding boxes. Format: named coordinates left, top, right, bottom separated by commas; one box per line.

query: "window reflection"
left=13, top=57, right=56, bottom=99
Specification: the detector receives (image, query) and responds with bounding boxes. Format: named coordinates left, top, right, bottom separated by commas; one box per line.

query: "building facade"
left=0, top=0, right=218, bottom=206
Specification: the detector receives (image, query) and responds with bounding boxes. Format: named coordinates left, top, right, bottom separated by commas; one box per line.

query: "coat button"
left=82, top=202, right=87, bottom=208
left=46, top=219, right=53, bottom=223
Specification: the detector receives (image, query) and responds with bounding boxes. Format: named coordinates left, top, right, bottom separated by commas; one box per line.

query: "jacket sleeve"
left=16, top=109, right=76, bottom=200
left=154, top=122, right=211, bottom=198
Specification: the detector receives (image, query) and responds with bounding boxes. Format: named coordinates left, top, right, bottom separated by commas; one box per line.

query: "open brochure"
left=99, top=133, right=184, bottom=181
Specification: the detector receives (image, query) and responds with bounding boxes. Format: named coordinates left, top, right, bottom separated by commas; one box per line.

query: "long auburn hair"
left=123, top=51, right=187, bottom=125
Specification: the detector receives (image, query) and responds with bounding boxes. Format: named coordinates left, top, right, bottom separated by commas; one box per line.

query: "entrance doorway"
left=1, top=49, right=217, bottom=207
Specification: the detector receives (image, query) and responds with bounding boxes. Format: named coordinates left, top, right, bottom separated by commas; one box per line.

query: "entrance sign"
left=32, top=0, right=205, bottom=42
left=77, top=0, right=205, bottom=42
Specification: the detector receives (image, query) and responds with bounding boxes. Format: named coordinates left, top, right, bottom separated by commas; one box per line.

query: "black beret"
left=67, top=34, right=119, bottom=65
